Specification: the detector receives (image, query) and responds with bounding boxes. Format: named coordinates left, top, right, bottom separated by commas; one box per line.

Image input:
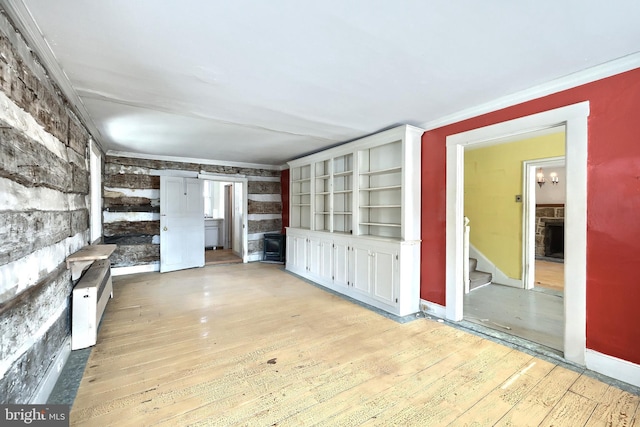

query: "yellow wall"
left=464, top=132, right=565, bottom=279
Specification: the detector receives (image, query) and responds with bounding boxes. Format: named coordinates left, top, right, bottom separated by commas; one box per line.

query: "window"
left=89, top=140, right=102, bottom=243
left=203, top=180, right=226, bottom=218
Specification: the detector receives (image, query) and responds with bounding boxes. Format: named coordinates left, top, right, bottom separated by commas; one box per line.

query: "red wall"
left=421, top=67, right=640, bottom=364
left=280, top=168, right=290, bottom=234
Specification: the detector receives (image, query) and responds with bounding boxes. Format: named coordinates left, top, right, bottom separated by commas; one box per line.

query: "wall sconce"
left=537, top=168, right=546, bottom=188
left=550, top=171, right=559, bottom=185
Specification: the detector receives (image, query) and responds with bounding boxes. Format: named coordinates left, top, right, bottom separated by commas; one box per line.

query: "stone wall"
left=0, top=12, right=95, bottom=403
left=535, top=205, right=564, bottom=257
left=104, top=156, right=282, bottom=268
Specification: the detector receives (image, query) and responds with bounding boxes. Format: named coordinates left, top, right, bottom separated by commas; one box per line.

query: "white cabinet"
left=286, top=231, right=308, bottom=275
left=286, top=125, right=422, bottom=317
left=308, top=234, right=333, bottom=283
left=333, top=238, right=350, bottom=290
left=205, top=218, right=222, bottom=248
left=286, top=230, right=418, bottom=316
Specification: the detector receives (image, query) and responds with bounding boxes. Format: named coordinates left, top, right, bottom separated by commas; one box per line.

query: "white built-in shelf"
left=360, top=166, right=402, bottom=176
left=360, top=222, right=402, bottom=227
left=361, top=205, right=401, bottom=208
left=359, top=185, right=402, bottom=192
left=292, top=203, right=311, bottom=206
left=334, top=190, right=353, bottom=194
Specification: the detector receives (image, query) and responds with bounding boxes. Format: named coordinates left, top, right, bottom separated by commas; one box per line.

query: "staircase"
left=469, top=257, right=492, bottom=291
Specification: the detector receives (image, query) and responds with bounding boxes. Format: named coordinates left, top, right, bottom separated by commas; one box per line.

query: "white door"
left=160, top=176, right=205, bottom=273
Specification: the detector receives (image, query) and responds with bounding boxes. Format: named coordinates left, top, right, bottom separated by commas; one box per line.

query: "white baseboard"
left=420, top=299, right=446, bottom=318
left=31, top=336, right=71, bottom=404
left=585, top=349, right=640, bottom=388
left=469, top=243, right=522, bottom=288
left=111, top=263, right=160, bottom=276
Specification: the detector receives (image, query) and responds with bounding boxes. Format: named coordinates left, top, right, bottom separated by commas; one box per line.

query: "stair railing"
left=463, top=216, right=470, bottom=294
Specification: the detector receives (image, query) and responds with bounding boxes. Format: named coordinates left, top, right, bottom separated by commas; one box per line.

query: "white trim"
left=2, top=0, right=104, bottom=149
left=111, top=263, right=159, bottom=276
left=469, top=243, right=521, bottom=288
left=109, top=150, right=280, bottom=170
left=422, top=54, right=640, bottom=131
left=198, top=176, right=249, bottom=263
left=150, top=169, right=199, bottom=178
left=522, top=156, right=565, bottom=290
left=103, top=211, right=159, bottom=223
left=89, top=140, right=102, bottom=243
left=198, top=171, right=246, bottom=180
left=585, top=349, right=640, bottom=388
left=31, top=336, right=71, bottom=404
left=420, top=299, right=446, bottom=318
left=445, top=101, right=589, bottom=366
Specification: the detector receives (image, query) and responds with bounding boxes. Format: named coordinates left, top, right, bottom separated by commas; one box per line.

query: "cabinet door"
left=333, top=240, right=350, bottom=289
left=289, top=235, right=307, bottom=273
left=319, top=238, right=333, bottom=282
left=308, top=235, right=322, bottom=276
left=351, top=245, right=371, bottom=296
left=371, top=248, right=396, bottom=306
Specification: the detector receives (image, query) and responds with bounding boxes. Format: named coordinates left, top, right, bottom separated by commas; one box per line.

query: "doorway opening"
left=446, top=102, right=589, bottom=366
left=201, top=177, right=247, bottom=265
left=461, top=130, right=566, bottom=352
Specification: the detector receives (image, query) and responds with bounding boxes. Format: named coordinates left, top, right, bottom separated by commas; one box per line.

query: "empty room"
left=1, top=1, right=640, bottom=425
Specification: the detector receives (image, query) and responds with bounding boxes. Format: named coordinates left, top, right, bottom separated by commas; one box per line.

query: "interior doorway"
left=461, top=130, right=566, bottom=352
left=446, top=102, right=589, bottom=366
left=201, top=177, right=248, bottom=264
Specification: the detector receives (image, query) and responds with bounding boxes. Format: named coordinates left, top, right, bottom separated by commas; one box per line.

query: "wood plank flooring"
left=535, top=260, right=564, bottom=291
left=70, top=263, right=638, bottom=426
left=204, top=248, right=242, bottom=265
left=464, top=283, right=564, bottom=351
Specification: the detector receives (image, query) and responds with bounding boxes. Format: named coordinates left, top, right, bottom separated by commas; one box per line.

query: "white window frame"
left=89, top=140, right=103, bottom=243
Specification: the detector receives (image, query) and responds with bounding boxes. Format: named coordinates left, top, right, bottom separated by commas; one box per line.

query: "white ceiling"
left=6, top=1, right=640, bottom=166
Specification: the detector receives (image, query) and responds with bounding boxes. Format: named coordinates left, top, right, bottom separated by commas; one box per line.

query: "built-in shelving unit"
left=290, top=164, right=311, bottom=229
left=286, top=125, right=423, bottom=317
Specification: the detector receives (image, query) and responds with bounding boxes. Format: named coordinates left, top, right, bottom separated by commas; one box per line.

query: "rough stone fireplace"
left=536, top=205, right=565, bottom=260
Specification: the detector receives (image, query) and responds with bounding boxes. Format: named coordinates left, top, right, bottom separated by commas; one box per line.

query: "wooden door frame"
left=445, top=102, right=589, bottom=366
left=522, top=156, right=565, bottom=290
left=198, top=173, right=248, bottom=263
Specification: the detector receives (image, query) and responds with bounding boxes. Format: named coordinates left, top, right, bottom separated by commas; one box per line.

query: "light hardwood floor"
left=464, top=284, right=563, bottom=351
left=204, top=248, right=242, bottom=265
left=71, top=263, right=639, bottom=426
left=535, top=260, right=564, bottom=292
